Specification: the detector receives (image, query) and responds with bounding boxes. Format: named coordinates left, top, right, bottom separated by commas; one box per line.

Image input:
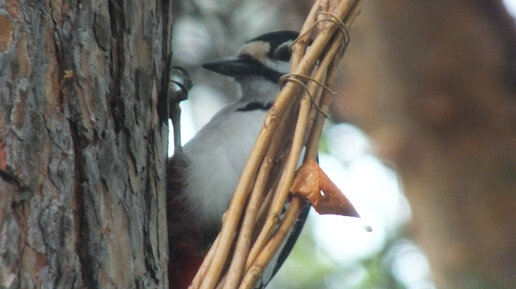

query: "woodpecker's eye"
left=273, top=43, right=292, bottom=62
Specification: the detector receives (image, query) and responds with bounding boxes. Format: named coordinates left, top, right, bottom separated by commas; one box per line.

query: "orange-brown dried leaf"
left=291, top=159, right=359, bottom=217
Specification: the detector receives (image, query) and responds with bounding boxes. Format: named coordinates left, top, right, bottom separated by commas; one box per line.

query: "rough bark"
left=0, top=0, right=172, bottom=288
left=335, top=1, right=516, bottom=288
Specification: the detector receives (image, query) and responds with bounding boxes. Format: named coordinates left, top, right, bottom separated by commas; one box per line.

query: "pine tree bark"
left=335, top=1, right=516, bottom=288
left=0, top=1, right=172, bottom=288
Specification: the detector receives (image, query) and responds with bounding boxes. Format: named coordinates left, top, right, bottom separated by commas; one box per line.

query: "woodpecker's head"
left=202, top=31, right=298, bottom=84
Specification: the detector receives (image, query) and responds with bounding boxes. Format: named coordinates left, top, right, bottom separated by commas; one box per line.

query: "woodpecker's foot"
left=169, top=66, right=193, bottom=153
left=169, top=66, right=193, bottom=104
left=291, top=159, right=359, bottom=217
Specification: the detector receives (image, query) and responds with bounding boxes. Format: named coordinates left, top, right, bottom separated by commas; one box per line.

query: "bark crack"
left=0, top=169, right=24, bottom=191
left=68, top=119, right=96, bottom=289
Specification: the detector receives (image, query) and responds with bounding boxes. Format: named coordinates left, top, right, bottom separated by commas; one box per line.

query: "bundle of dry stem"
left=188, top=1, right=363, bottom=289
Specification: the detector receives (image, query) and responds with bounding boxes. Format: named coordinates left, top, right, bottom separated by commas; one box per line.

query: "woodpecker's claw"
left=291, top=159, right=360, bottom=217
left=170, top=66, right=193, bottom=102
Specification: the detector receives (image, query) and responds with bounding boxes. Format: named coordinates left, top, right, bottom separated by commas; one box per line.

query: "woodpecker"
left=167, top=31, right=309, bottom=289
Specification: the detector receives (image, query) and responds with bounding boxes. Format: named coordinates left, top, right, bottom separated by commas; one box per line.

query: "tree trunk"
left=0, top=1, right=172, bottom=288
left=335, top=1, right=516, bottom=288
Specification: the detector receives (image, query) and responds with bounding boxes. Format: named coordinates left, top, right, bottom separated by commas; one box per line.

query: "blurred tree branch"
left=334, top=1, right=516, bottom=288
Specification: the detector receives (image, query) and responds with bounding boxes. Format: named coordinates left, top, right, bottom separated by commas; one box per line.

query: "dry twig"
left=190, top=1, right=364, bottom=289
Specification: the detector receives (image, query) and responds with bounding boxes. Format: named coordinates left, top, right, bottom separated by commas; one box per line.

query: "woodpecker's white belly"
left=181, top=107, right=267, bottom=229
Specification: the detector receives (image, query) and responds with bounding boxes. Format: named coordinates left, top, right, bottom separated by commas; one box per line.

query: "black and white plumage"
left=167, top=31, right=309, bottom=289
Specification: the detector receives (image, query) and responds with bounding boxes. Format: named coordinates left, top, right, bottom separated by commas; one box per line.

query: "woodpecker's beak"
left=202, top=56, right=260, bottom=77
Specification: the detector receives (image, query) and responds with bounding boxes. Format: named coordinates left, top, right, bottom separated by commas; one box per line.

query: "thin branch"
left=191, top=1, right=364, bottom=289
